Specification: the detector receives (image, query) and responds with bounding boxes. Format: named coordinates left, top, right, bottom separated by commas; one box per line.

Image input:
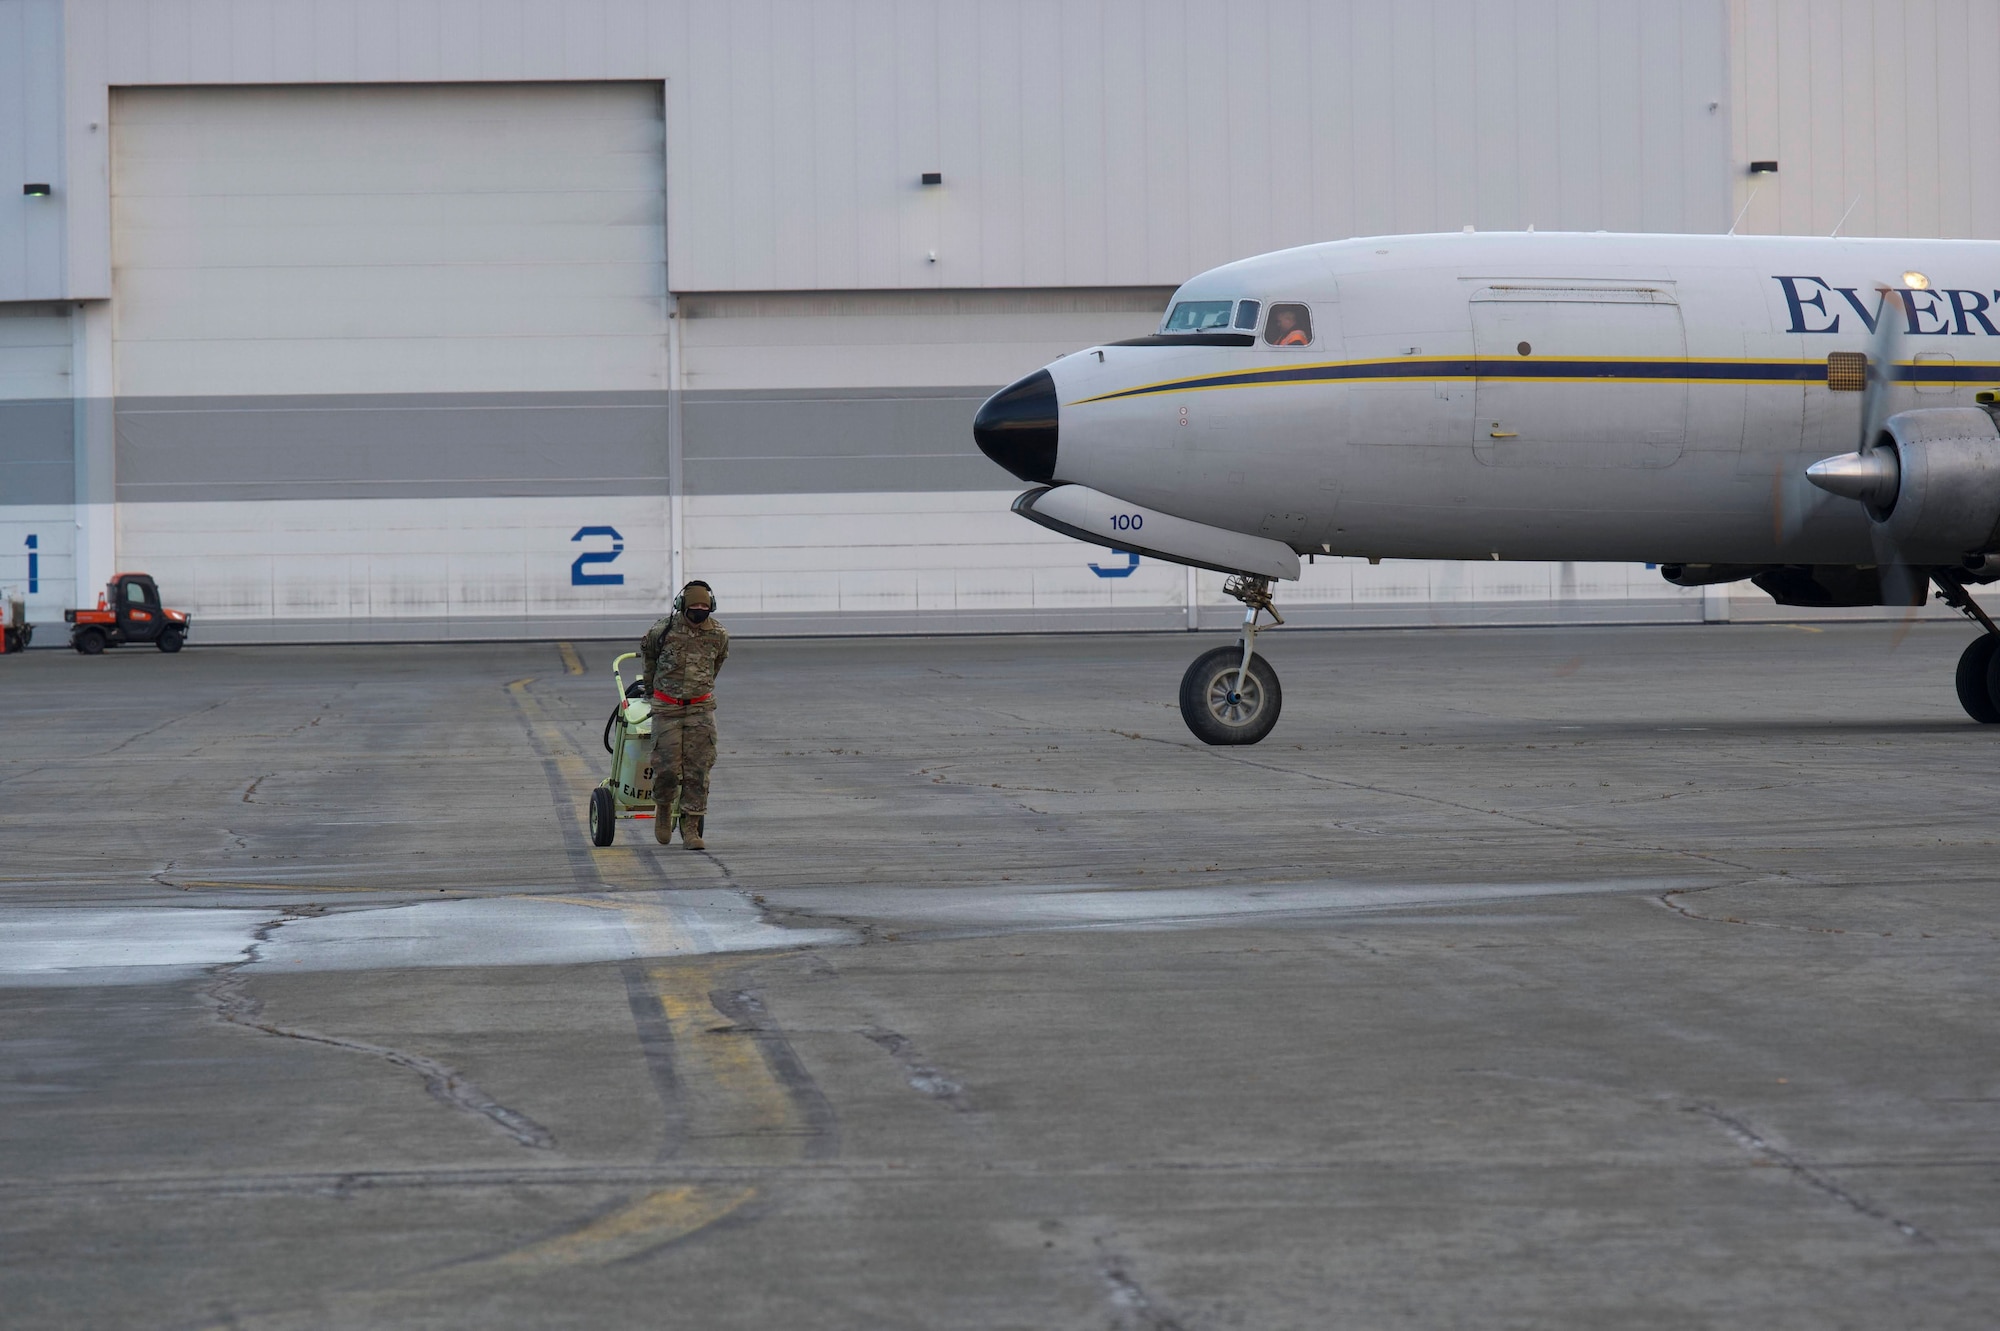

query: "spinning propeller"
left=1805, top=277, right=1931, bottom=623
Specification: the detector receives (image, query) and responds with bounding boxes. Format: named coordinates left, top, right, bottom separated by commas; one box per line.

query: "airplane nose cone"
left=974, top=369, right=1059, bottom=483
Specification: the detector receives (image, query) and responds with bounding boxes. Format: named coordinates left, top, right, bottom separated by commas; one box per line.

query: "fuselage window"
left=1233, top=300, right=1261, bottom=331
left=1265, top=303, right=1312, bottom=347
left=1164, top=300, right=1236, bottom=332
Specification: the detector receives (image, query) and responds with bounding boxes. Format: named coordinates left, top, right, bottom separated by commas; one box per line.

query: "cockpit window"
left=1163, top=300, right=1237, bottom=332
left=1265, top=303, right=1313, bottom=347
left=1233, top=300, right=1261, bottom=331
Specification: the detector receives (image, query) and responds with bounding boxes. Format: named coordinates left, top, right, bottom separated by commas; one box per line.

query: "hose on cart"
left=603, top=677, right=652, bottom=753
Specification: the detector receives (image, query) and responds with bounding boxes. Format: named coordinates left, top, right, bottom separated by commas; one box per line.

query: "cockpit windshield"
left=1163, top=300, right=1238, bottom=332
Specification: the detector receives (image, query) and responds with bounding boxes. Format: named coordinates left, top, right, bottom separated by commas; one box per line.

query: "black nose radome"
left=974, top=369, right=1058, bottom=483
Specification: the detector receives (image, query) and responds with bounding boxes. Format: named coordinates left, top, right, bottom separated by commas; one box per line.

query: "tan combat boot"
left=678, top=814, right=704, bottom=850
left=653, top=804, right=674, bottom=845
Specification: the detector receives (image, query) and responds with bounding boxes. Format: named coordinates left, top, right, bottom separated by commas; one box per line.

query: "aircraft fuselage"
left=1013, top=232, right=2000, bottom=566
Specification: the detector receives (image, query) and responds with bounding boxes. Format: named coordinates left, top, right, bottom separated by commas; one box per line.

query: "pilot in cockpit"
left=1267, top=303, right=1312, bottom=347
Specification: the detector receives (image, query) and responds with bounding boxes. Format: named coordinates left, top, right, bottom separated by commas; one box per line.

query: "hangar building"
left=3, top=0, right=1997, bottom=639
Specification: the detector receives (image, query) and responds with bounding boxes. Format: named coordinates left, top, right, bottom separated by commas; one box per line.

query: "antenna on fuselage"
left=1727, top=182, right=1761, bottom=236
left=1829, top=194, right=1863, bottom=237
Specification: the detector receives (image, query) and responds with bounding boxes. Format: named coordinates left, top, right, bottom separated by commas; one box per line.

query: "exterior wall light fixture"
left=920, top=172, right=942, bottom=186
left=1748, top=160, right=1778, bottom=174
left=23, top=183, right=52, bottom=196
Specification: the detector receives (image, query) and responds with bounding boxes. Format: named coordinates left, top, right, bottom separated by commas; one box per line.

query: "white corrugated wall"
left=108, top=83, right=674, bottom=638
left=4, top=2, right=1995, bottom=635
left=1728, top=0, right=2000, bottom=240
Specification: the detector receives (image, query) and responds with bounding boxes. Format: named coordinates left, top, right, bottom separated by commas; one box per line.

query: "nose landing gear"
left=1179, top=575, right=1285, bottom=745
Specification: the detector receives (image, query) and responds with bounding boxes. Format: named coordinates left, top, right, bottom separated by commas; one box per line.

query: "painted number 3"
left=1110, top=513, right=1143, bottom=531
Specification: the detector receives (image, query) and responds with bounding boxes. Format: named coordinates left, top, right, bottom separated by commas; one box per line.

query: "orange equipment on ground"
left=64, top=573, right=192, bottom=654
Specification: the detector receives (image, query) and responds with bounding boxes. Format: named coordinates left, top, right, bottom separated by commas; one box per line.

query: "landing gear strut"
left=1178, top=575, right=1285, bottom=745
left=1938, top=572, right=2000, bottom=723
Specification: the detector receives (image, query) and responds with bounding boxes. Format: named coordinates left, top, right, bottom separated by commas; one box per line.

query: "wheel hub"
left=1204, top=668, right=1265, bottom=727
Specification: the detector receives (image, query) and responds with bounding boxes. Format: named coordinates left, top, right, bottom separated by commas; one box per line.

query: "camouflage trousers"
left=648, top=705, right=717, bottom=818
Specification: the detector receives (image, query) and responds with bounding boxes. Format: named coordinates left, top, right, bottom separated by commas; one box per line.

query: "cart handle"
left=612, top=651, right=642, bottom=698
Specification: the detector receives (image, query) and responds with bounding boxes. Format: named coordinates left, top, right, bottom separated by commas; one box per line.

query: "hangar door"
left=1470, top=287, right=1685, bottom=470
left=109, top=83, right=669, bottom=632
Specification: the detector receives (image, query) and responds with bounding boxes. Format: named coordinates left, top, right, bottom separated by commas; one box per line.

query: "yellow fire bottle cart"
left=588, top=652, right=671, bottom=845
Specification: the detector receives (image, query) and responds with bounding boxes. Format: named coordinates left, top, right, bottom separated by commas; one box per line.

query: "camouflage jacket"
left=640, top=613, right=730, bottom=706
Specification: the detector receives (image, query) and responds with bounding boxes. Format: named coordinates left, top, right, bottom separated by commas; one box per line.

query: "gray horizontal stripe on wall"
left=108, top=388, right=1014, bottom=501
left=681, top=387, right=1012, bottom=494
left=116, top=392, right=672, bottom=503
left=0, top=400, right=76, bottom=506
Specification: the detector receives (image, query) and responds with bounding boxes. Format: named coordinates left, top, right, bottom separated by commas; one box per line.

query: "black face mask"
left=684, top=606, right=711, bottom=624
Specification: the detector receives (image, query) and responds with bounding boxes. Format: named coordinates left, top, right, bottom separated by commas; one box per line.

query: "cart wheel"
left=588, top=786, right=616, bottom=846
left=75, top=629, right=106, bottom=655
left=157, top=629, right=184, bottom=653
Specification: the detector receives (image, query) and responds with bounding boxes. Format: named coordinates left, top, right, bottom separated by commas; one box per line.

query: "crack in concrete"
left=201, top=909, right=556, bottom=1151
left=1687, top=1102, right=1931, bottom=1243
left=1657, top=881, right=1866, bottom=936
left=98, top=695, right=235, bottom=756
left=859, top=1024, right=972, bottom=1112
left=1094, top=1237, right=1187, bottom=1331
left=1459, top=1067, right=1935, bottom=1243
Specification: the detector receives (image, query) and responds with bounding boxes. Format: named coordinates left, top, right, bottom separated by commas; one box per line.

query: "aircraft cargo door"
left=1470, top=288, right=1686, bottom=469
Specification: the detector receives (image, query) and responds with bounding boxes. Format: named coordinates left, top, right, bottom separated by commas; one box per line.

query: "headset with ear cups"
left=673, top=580, right=716, bottom=616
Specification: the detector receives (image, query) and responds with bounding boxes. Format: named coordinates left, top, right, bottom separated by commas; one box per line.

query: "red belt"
left=652, top=691, right=713, bottom=707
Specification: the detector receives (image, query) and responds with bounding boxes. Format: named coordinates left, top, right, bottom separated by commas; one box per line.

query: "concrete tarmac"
left=1, top=622, right=1996, bottom=1328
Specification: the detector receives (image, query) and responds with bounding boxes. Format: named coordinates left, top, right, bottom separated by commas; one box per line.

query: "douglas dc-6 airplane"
left=974, top=231, right=2000, bottom=745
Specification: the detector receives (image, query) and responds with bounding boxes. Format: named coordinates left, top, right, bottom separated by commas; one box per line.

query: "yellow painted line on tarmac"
left=589, top=895, right=807, bottom=1157
left=184, top=681, right=812, bottom=1325
left=558, top=641, right=585, bottom=675
left=653, top=960, right=802, bottom=1150
left=508, top=677, right=606, bottom=810
left=497, top=677, right=811, bottom=1265
left=489, top=1181, right=759, bottom=1271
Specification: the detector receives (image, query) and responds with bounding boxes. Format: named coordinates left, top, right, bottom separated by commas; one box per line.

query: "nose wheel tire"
left=1179, top=645, right=1283, bottom=745
left=588, top=786, right=617, bottom=846
left=1958, top=636, right=2000, bottom=723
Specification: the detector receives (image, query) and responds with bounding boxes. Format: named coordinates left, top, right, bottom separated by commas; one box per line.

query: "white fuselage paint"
left=1046, top=232, right=2000, bottom=568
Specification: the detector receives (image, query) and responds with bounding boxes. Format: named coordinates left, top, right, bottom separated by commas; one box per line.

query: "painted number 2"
left=571, top=526, right=625, bottom=586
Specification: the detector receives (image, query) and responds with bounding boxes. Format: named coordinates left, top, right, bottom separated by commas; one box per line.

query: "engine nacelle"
left=1811, top=408, right=2000, bottom=561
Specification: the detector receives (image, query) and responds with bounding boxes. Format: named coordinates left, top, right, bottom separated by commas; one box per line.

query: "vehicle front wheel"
left=588, top=786, right=617, bottom=846
left=74, top=629, right=106, bottom=656
left=1179, top=644, right=1283, bottom=745
left=157, top=629, right=185, bottom=653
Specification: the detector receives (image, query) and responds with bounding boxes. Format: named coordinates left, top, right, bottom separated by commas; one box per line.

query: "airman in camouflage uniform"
left=639, top=582, right=730, bottom=849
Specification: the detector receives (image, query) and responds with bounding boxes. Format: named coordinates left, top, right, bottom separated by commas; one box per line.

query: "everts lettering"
left=1775, top=275, right=2000, bottom=337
